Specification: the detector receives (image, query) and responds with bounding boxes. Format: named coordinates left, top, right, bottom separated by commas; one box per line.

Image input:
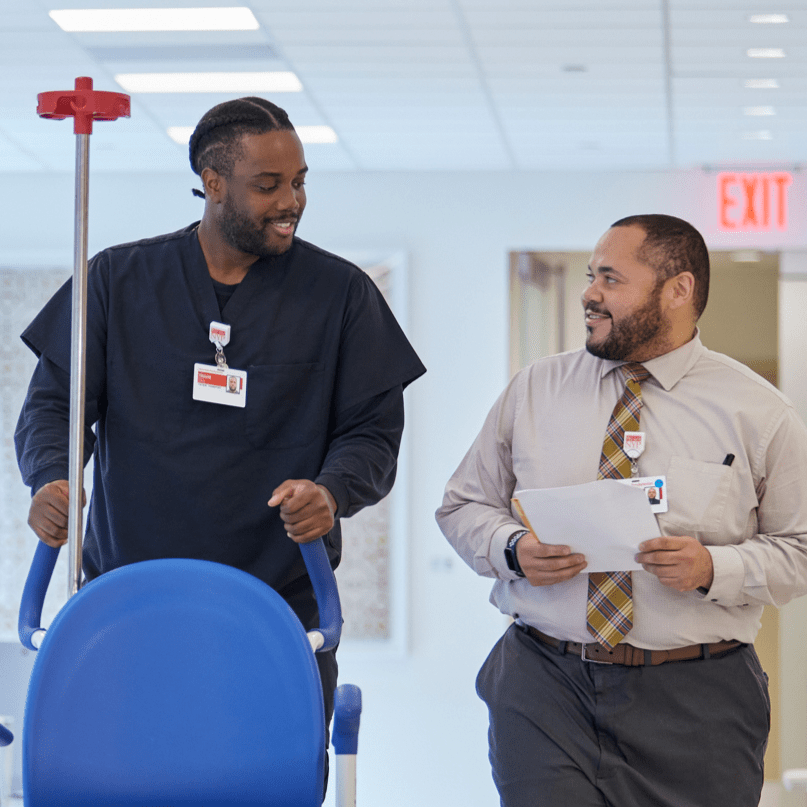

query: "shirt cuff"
left=701, top=545, right=747, bottom=606
left=314, top=473, right=347, bottom=520
left=491, top=523, right=527, bottom=580
left=31, top=467, right=69, bottom=497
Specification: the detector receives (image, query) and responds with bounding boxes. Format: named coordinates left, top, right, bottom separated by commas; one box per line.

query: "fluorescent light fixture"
left=749, top=14, right=789, bottom=24
left=742, top=130, right=773, bottom=140
left=116, top=72, right=302, bottom=93
left=49, top=7, right=259, bottom=32
left=747, top=48, right=786, bottom=58
left=745, top=78, right=779, bottom=88
left=296, top=126, right=337, bottom=144
left=743, top=106, right=775, bottom=116
left=731, top=250, right=762, bottom=262
left=167, top=124, right=337, bottom=145
left=167, top=126, right=194, bottom=145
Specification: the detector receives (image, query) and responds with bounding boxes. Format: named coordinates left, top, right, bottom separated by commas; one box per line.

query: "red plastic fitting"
left=37, top=76, right=131, bottom=135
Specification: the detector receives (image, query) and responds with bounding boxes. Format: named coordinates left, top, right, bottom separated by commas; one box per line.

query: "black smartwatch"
left=504, top=530, right=530, bottom=577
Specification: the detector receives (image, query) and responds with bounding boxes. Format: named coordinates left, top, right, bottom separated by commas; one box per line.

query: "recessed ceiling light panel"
left=745, top=79, right=780, bottom=89
left=49, top=7, right=260, bottom=32
left=295, top=126, right=338, bottom=144
left=167, top=126, right=194, bottom=145
left=747, top=48, right=786, bottom=58
left=731, top=250, right=762, bottom=263
left=749, top=14, right=789, bottom=24
left=743, top=106, right=775, bottom=116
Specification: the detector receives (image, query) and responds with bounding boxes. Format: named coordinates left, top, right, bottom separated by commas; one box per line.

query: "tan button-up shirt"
left=436, top=335, right=807, bottom=648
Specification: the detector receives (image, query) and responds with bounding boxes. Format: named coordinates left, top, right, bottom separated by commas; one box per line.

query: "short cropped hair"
left=611, top=214, right=710, bottom=318
left=188, top=97, right=294, bottom=184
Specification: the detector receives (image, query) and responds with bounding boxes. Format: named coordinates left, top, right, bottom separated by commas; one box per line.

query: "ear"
left=663, top=271, right=695, bottom=311
left=201, top=167, right=224, bottom=203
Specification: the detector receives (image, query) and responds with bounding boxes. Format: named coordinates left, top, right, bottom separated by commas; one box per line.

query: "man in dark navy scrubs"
left=15, top=98, right=426, bottom=760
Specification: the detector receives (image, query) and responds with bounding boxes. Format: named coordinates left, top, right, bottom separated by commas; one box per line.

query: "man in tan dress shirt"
left=436, top=214, right=807, bottom=807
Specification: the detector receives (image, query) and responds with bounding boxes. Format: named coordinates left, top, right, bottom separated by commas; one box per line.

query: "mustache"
left=585, top=305, right=610, bottom=316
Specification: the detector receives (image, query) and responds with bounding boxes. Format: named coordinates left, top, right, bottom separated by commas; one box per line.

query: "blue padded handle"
left=299, top=539, right=342, bottom=652
left=332, top=684, right=362, bottom=755
left=18, top=541, right=60, bottom=651
left=0, top=723, right=13, bottom=747
left=17, top=536, right=341, bottom=653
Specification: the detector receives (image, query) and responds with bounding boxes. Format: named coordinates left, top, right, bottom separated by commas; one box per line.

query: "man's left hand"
left=268, top=480, right=336, bottom=544
left=635, top=536, right=714, bottom=592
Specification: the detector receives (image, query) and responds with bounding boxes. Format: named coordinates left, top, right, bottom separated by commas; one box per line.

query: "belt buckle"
left=581, top=643, right=613, bottom=664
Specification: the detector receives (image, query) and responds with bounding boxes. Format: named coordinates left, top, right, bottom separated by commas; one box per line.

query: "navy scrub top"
left=16, top=223, right=426, bottom=601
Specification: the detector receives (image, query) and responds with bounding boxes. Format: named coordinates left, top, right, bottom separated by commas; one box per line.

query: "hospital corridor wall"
left=1, top=169, right=806, bottom=807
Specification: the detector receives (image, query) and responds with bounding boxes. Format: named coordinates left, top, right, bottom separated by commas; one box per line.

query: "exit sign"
left=718, top=172, right=792, bottom=232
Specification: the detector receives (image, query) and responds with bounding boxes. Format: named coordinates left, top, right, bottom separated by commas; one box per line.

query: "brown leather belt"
left=521, top=624, right=742, bottom=666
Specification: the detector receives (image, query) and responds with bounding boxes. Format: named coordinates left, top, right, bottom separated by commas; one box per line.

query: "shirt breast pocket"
left=245, top=363, right=325, bottom=450
left=659, top=456, right=733, bottom=535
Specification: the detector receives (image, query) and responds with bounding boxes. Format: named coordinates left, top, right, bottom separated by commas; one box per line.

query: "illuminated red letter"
left=773, top=173, right=792, bottom=230
left=718, top=173, right=737, bottom=230
left=741, top=174, right=759, bottom=227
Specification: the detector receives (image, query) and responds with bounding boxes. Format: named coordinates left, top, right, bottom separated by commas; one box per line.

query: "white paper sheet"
left=512, top=480, right=661, bottom=573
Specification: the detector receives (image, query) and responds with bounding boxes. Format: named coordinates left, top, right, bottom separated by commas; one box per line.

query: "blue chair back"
left=23, top=558, right=325, bottom=807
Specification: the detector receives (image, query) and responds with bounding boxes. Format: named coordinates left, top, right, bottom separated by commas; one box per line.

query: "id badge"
left=616, top=475, right=668, bottom=514
left=192, top=364, right=247, bottom=408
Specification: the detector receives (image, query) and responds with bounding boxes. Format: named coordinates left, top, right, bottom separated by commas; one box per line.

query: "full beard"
left=219, top=197, right=297, bottom=259
left=585, top=284, right=668, bottom=361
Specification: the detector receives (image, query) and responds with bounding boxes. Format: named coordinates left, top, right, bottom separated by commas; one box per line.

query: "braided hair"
left=188, top=97, right=295, bottom=198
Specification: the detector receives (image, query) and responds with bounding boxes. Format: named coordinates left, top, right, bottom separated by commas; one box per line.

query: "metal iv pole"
left=36, top=77, right=130, bottom=599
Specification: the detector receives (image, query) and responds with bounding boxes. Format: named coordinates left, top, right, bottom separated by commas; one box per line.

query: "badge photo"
left=617, top=475, right=668, bottom=514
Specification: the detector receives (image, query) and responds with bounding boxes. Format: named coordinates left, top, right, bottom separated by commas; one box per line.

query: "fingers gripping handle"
left=299, top=539, right=342, bottom=653
left=19, top=542, right=60, bottom=651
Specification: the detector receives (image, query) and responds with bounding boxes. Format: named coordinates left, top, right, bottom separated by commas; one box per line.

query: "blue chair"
left=17, top=539, right=360, bottom=806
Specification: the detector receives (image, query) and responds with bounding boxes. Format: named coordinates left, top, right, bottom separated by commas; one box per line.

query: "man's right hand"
left=516, top=533, right=587, bottom=587
left=28, top=480, right=85, bottom=548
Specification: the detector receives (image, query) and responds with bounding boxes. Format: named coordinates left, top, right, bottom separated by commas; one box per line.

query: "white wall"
left=2, top=168, right=807, bottom=805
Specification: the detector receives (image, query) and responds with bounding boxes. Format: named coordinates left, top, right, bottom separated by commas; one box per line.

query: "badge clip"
left=209, top=321, right=231, bottom=370
left=623, top=431, right=645, bottom=478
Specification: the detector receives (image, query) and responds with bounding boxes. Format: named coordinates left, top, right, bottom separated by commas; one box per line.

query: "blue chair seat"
left=23, top=558, right=325, bottom=807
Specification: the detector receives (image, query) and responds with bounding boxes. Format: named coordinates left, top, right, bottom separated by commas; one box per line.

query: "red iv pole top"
left=37, top=76, right=130, bottom=134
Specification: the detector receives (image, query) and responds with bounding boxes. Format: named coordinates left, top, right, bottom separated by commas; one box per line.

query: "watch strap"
left=504, top=529, right=530, bottom=577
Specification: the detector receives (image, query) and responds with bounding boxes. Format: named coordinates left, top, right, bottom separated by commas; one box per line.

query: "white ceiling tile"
left=263, top=26, right=464, bottom=45
left=282, top=44, right=472, bottom=64
left=250, top=0, right=448, bottom=9
left=464, top=8, right=662, bottom=28
left=1, top=0, right=806, bottom=174
left=255, top=9, right=458, bottom=30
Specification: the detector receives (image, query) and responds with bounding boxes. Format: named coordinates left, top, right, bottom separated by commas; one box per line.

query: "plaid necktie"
left=586, top=362, right=651, bottom=649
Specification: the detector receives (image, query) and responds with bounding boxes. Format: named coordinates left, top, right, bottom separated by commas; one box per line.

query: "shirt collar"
left=598, top=329, right=704, bottom=391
